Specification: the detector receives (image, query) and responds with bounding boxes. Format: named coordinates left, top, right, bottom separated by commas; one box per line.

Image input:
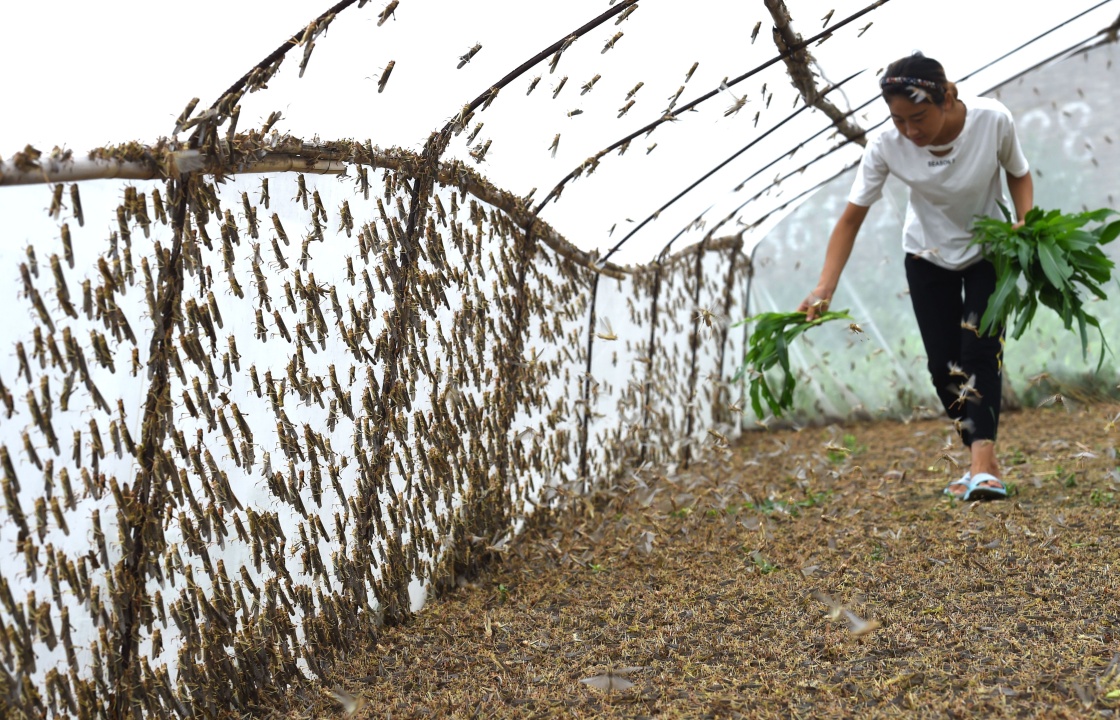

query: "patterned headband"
left=879, top=76, right=941, bottom=90
left=879, top=75, right=943, bottom=104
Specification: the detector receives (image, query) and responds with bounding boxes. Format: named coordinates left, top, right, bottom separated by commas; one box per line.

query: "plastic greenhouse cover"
left=1, top=0, right=1117, bottom=265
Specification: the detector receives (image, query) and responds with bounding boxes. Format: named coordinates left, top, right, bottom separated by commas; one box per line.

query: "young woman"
left=798, top=52, right=1034, bottom=501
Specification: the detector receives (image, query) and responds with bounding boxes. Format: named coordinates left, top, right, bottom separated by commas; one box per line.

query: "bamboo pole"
left=0, top=152, right=349, bottom=185
left=0, top=143, right=628, bottom=279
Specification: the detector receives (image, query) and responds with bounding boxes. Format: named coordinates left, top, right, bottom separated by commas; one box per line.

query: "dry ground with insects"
left=274, top=402, right=1120, bottom=719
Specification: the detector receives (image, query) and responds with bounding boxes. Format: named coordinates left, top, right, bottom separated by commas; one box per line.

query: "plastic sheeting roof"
left=2, top=0, right=1117, bottom=263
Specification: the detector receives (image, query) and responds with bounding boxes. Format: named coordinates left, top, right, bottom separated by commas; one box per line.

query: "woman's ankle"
left=969, top=439, right=1000, bottom=478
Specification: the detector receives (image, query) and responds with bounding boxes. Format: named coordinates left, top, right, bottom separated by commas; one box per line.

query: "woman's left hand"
left=798, top=288, right=833, bottom=321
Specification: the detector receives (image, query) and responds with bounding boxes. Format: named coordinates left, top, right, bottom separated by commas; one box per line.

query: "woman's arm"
left=1006, top=169, right=1034, bottom=227
left=798, top=202, right=870, bottom=320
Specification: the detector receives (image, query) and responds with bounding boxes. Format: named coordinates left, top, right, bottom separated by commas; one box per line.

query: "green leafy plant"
left=734, top=309, right=853, bottom=418
left=828, top=434, right=866, bottom=464
left=971, top=205, right=1119, bottom=369
left=799, top=490, right=833, bottom=509
left=748, top=550, right=777, bottom=574
left=1090, top=488, right=1114, bottom=507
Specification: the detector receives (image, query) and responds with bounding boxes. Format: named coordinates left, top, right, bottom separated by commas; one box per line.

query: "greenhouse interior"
left=1, top=0, right=1118, bottom=717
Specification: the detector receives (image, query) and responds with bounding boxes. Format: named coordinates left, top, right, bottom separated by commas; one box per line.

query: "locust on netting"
left=733, top=309, right=853, bottom=418
left=971, top=204, right=1119, bottom=370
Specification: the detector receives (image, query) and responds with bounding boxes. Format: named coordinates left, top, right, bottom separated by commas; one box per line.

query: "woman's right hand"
left=797, top=287, right=833, bottom=321
left=798, top=203, right=865, bottom=321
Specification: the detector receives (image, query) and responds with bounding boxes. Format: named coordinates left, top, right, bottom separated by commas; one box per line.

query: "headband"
left=879, top=75, right=942, bottom=104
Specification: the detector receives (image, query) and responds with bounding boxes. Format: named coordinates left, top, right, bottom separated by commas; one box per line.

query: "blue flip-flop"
left=944, top=472, right=971, bottom=500
left=961, top=472, right=1007, bottom=501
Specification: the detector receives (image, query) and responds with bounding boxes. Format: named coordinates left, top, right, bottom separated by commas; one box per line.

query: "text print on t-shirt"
left=928, top=157, right=955, bottom=167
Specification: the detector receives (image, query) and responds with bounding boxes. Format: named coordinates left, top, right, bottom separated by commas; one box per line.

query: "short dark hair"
left=880, top=52, right=949, bottom=105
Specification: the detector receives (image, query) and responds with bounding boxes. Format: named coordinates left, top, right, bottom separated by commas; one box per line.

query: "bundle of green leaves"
left=971, top=205, right=1119, bottom=369
left=734, top=309, right=852, bottom=418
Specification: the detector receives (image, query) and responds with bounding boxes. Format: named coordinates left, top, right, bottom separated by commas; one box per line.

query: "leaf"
left=756, top=375, right=775, bottom=417
left=1096, top=329, right=1113, bottom=372
left=1036, top=239, right=1072, bottom=290
left=1076, top=310, right=1089, bottom=361
left=1099, top=219, right=1120, bottom=245
left=1070, top=248, right=1115, bottom=281
left=1075, top=273, right=1109, bottom=300
left=1016, top=239, right=1033, bottom=273
left=1010, top=296, right=1034, bottom=339
left=1054, top=229, right=1096, bottom=252
left=979, top=270, right=1020, bottom=336
left=749, top=380, right=764, bottom=419
left=1080, top=207, right=1117, bottom=224
left=774, top=331, right=790, bottom=374
left=738, top=309, right=852, bottom=417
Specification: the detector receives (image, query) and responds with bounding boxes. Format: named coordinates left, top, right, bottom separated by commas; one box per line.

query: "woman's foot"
left=944, top=472, right=971, bottom=499
left=944, top=471, right=1007, bottom=501
left=962, top=472, right=1007, bottom=500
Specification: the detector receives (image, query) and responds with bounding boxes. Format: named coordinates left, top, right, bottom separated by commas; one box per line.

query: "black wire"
left=531, top=0, right=893, bottom=216
left=975, top=16, right=1119, bottom=92
left=957, top=0, right=1117, bottom=83
left=693, top=128, right=879, bottom=253
left=442, top=0, right=640, bottom=138
left=644, top=93, right=882, bottom=262
left=598, top=70, right=866, bottom=265
left=741, top=160, right=860, bottom=237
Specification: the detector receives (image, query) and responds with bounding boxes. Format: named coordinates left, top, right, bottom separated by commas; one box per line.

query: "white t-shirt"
left=848, top=96, right=1030, bottom=270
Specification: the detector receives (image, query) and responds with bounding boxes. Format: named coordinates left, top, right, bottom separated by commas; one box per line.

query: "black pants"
left=904, top=254, right=1003, bottom=445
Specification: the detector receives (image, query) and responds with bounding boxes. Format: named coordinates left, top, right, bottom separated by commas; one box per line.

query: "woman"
left=798, top=52, right=1033, bottom=501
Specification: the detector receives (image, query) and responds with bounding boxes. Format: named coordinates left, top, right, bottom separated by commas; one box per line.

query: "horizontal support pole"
left=0, top=151, right=348, bottom=186
left=0, top=141, right=638, bottom=279
left=0, top=138, right=748, bottom=278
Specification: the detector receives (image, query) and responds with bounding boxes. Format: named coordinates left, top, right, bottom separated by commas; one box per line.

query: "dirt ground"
left=280, top=401, right=1120, bottom=719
